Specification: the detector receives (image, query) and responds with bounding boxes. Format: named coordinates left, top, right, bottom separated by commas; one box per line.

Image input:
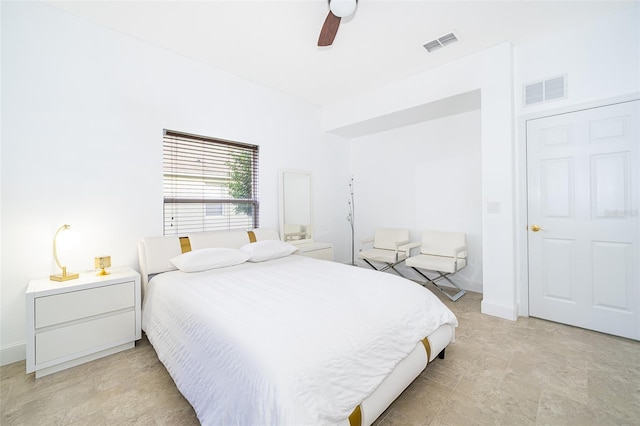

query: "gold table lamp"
left=95, top=256, right=112, bottom=276
left=50, top=224, right=79, bottom=282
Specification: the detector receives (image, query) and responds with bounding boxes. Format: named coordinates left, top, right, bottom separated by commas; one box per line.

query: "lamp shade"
left=56, top=226, right=79, bottom=251
left=330, top=0, right=357, bottom=18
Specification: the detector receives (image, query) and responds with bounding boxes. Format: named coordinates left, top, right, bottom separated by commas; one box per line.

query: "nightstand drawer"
left=295, top=242, right=334, bottom=261
left=303, top=247, right=334, bottom=261
left=36, top=310, right=135, bottom=364
left=35, top=281, right=134, bottom=328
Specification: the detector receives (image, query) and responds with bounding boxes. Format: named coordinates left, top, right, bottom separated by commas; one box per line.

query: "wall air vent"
left=423, top=32, right=458, bottom=53
left=524, top=75, right=567, bottom=106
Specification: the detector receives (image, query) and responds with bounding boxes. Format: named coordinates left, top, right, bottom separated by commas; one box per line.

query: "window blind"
left=163, top=130, right=259, bottom=235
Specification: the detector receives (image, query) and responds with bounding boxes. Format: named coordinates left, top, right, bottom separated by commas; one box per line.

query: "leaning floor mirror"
left=279, top=170, right=313, bottom=244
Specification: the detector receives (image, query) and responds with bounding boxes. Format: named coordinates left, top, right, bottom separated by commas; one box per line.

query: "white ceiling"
left=46, top=0, right=637, bottom=108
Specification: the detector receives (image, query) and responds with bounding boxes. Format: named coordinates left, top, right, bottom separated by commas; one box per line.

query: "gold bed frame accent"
left=179, top=236, right=192, bottom=253
left=421, top=337, right=432, bottom=361
left=348, top=337, right=431, bottom=426
left=349, top=405, right=362, bottom=426
left=247, top=230, right=257, bottom=243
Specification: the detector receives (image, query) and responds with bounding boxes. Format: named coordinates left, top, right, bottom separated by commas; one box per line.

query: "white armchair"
left=405, top=230, right=468, bottom=301
left=358, top=228, right=411, bottom=276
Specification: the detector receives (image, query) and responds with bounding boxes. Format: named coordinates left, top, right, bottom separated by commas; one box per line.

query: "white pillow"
left=240, top=240, right=298, bottom=262
left=169, top=248, right=250, bottom=272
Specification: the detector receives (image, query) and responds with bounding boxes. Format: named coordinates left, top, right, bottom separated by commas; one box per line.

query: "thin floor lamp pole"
left=348, top=176, right=355, bottom=265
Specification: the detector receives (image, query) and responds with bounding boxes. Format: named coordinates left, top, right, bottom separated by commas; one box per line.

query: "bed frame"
left=138, top=228, right=454, bottom=426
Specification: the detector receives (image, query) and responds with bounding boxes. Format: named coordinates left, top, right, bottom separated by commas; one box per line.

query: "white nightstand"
left=26, top=266, right=141, bottom=378
left=295, top=242, right=334, bottom=261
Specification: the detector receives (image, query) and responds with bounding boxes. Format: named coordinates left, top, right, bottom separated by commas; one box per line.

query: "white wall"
left=514, top=4, right=640, bottom=117
left=0, top=1, right=349, bottom=364
left=350, top=110, right=483, bottom=292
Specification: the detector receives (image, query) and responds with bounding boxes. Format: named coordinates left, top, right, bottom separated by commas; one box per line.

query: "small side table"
left=25, top=266, right=141, bottom=378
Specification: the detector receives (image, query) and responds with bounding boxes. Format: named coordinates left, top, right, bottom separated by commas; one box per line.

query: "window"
left=163, top=130, right=259, bottom=235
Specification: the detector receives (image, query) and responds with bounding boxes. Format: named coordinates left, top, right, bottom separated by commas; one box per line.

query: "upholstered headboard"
left=138, top=228, right=280, bottom=294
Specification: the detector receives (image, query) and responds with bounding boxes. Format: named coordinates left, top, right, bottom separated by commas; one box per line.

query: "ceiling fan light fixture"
left=330, top=0, right=357, bottom=18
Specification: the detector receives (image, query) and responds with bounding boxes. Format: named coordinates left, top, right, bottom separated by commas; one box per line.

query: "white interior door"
left=527, top=100, right=639, bottom=340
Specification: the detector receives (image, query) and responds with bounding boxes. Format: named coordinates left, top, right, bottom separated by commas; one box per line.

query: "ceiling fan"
left=317, top=0, right=358, bottom=47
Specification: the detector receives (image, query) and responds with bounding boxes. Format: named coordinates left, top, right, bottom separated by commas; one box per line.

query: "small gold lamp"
left=95, top=256, right=112, bottom=276
left=50, top=224, right=79, bottom=282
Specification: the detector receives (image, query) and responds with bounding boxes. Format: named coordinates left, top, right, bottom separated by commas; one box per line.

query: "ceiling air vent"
left=423, top=32, right=458, bottom=53
left=524, top=75, right=567, bottom=106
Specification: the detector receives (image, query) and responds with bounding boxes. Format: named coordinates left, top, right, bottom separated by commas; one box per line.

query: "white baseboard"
left=1, top=341, right=26, bottom=366
left=481, top=300, right=518, bottom=321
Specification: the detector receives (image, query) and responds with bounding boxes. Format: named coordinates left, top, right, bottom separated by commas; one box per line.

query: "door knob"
left=530, top=224, right=541, bottom=232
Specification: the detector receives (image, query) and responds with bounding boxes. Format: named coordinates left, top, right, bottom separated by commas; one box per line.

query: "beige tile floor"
left=2, top=291, right=639, bottom=425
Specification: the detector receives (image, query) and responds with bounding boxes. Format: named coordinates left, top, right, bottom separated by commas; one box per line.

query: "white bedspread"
left=142, top=255, right=457, bottom=426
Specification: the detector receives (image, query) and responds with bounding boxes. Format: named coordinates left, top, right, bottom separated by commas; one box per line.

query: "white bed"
left=138, top=229, right=457, bottom=426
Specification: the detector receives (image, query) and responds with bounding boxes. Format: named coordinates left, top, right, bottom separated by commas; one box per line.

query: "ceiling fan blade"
left=317, top=11, right=341, bottom=46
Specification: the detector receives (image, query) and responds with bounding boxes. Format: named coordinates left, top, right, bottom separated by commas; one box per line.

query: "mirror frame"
left=279, top=169, right=313, bottom=244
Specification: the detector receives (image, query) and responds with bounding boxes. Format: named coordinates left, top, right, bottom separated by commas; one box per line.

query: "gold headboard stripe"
left=247, top=231, right=257, bottom=243
left=421, top=337, right=431, bottom=362
left=179, top=236, right=192, bottom=254
left=348, top=404, right=362, bottom=426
